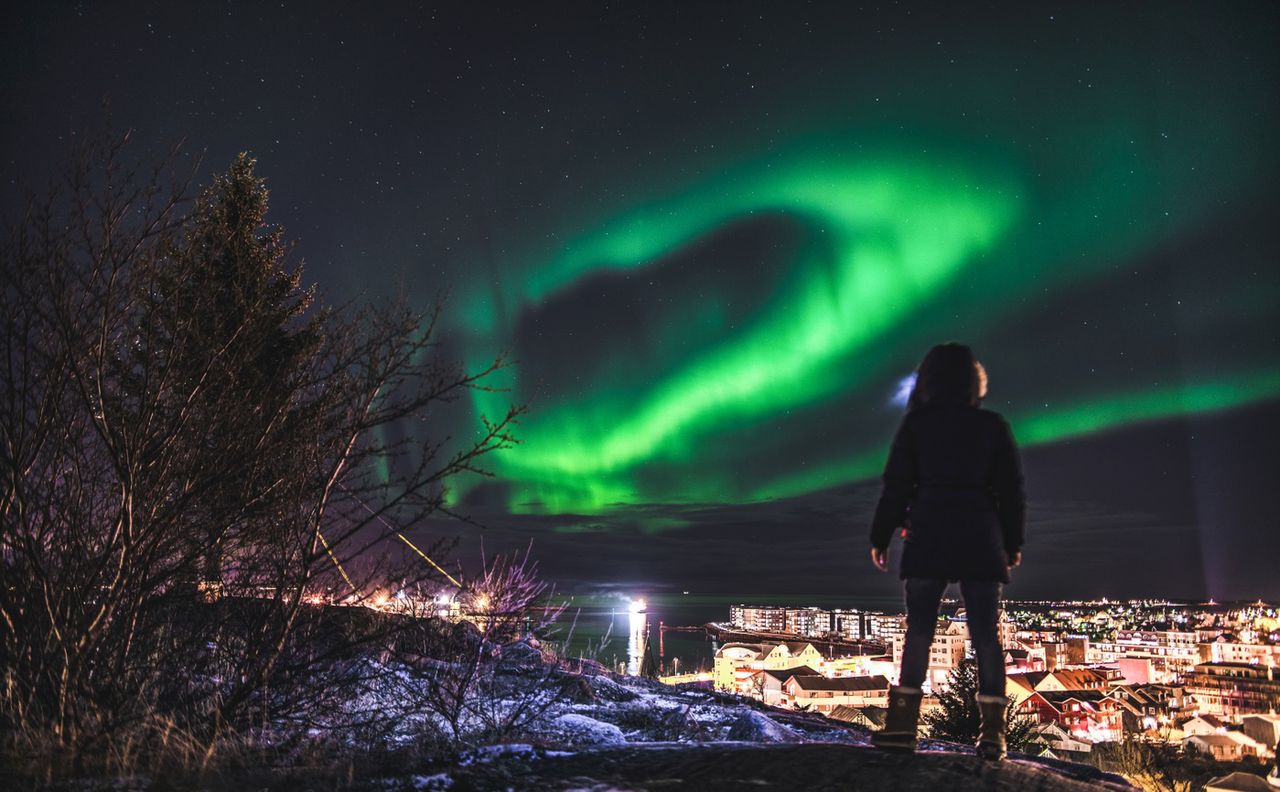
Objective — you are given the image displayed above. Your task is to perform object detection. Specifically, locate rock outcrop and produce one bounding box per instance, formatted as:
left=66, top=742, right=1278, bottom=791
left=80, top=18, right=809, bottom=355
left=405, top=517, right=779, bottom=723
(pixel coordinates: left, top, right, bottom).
left=437, top=741, right=1134, bottom=790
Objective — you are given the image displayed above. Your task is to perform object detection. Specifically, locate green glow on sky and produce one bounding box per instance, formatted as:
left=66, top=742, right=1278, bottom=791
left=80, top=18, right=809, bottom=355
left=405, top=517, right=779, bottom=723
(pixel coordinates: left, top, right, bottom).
left=467, top=149, right=1023, bottom=512
left=1013, top=370, right=1280, bottom=448
left=449, top=96, right=1277, bottom=514
left=451, top=129, right=1280, bottom=512
left=751, top=369, right=1280, bottom=503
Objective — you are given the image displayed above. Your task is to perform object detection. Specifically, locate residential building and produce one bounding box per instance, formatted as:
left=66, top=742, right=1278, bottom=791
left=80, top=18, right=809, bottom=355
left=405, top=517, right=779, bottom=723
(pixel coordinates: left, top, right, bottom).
left=826, top=704, right=887, bottom=731
left=712, top=641, right=825, bottom=692
left=758, top=666, right=820, bottom=707
left=1028, top=722, right=1095, bottom=758
left=1109, top=684, right=1187, bottom=732
left=1037, top=667, right=1118, bottom=693
left=1005, top=646, right=1045, bottom=672
left=1022, top=690, right=1124, bottom=744
left=1042, top=641, right=1070, bottom=671
left=953, top=608, right=1019, bottom=653
left=1200, top=638, right=1280, bottom=667
left=733, top=605, right=787, bottom=633
left=866, top=613, right=906, bottom=643
left=1006, top=671, right=1050, bottom=706
left=1184, top=662, right=1280, bottom=717
left=831, top=609, right=867, bottom=641
left=785, top=607, right=831, bottom=637
left=1180, top=714, right=1229, bottom=737
left=1088, top=629, right=1200, bottom=681
left=783, top=674, right=891, bottom=713
left=1186, top=733, right=1248, bottom=762
left=890, top=619, right=969, bottom=691
left=1242, top=714, right=1280, bottom=755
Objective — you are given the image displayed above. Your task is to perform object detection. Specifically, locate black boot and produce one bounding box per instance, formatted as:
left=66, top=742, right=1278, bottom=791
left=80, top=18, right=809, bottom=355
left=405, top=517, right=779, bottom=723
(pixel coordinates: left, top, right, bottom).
left=873, top=686, right=922, bottom=752
left=976, top=693, right=1007, bottom=761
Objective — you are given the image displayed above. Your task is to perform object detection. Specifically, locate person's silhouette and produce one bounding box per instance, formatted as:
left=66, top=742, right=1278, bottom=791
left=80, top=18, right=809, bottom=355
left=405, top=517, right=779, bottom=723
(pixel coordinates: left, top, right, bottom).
left=868, top=342, right=1025, bottom=761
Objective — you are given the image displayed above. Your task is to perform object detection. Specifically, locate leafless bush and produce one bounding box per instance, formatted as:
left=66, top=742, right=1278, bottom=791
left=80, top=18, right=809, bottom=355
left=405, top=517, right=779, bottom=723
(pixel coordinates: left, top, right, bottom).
left=407, top=546, right=571, bottom=746
left=0, top=130, right=520, bottom=781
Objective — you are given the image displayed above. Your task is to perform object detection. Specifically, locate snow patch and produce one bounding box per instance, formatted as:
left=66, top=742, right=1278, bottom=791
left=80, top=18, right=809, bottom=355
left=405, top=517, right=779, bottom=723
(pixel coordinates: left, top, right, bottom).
left=458, top=743, right=539, bottom=766
left=725, top=710, right=798, bottom=743
left=545, top=713, right=627, bottom=746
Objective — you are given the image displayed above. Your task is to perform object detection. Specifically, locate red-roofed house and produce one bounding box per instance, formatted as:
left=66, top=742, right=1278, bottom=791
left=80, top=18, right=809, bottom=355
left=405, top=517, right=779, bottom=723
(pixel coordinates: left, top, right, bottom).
left=1021, top=690, right=1123, bottom=744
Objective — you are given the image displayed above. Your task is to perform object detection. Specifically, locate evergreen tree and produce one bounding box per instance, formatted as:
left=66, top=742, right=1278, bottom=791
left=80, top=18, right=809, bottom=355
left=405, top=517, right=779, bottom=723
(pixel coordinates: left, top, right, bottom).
left=922, top=659, right=1035, bottom=751
left=0, top=134, right=520, bottom=761
left=154, top=152, right=318, bottom=591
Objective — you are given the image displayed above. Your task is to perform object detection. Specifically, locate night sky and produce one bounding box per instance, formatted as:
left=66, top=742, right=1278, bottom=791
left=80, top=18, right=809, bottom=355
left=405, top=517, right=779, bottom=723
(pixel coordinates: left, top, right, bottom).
left=4, top=2, right=1278, bottom=601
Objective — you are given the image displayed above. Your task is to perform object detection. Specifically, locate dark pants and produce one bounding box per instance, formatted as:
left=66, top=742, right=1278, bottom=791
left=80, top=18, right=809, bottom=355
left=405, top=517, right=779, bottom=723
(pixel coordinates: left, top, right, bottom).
left=898, top=578, right=1005, bottom=697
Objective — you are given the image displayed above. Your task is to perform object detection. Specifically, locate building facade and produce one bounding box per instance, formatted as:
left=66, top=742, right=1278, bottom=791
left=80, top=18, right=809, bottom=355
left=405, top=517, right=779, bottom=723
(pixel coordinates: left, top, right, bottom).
left=1183, top=662, right=1280, bottom=717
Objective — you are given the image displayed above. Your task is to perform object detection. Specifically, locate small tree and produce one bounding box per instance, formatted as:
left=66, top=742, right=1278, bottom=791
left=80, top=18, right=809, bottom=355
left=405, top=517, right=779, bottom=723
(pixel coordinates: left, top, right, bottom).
left=0, top=130, right=521, bottom=777
left=921, top=659, right=1035, bottom=751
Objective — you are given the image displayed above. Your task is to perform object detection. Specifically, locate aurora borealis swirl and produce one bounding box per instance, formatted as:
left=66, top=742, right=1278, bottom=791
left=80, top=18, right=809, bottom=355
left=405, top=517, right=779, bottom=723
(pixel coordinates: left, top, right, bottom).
left=4, top=1, right=1278, bottom=597
left=448, top=29, right=1279, bottom=517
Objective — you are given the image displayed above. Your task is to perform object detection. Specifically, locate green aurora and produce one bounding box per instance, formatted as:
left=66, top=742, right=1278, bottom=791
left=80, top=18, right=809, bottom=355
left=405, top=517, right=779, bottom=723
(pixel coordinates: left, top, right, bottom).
left=451, top=141, right=1277, bottom=513
left=438, top=11, right=1279, bottom=517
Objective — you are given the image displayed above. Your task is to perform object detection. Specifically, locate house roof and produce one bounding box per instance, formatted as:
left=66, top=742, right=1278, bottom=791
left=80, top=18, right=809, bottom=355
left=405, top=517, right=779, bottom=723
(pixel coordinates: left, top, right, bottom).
left=1188, top=733, right=1242, bottom=747
left=1035, top=690, right=1110, bottom=709
left=1009, top=671, right=1049, bottom=692
left=762, top=666, right=821, bottom=683
left=1204, top=772, right=1275, bottom=792
left=826, top=705, right=888, bottom=728
left=789, top=674, right=890, bottom=692
left=1047, top=669, right=1108, bottom=689
left=1182, top=714, right=1227, bottom=729
left=1242, top=713, right=1280, bottom=725
left=1033, top=722, right=1069, bottom=738
left=1112, top=685, right=1164, bottom=708
left=755, top=640, right=820, bottom=658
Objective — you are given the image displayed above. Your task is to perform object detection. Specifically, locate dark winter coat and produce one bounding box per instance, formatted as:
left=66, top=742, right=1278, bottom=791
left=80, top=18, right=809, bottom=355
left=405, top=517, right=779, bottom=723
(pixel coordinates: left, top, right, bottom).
left=869, top=403, right=1026, bottom=583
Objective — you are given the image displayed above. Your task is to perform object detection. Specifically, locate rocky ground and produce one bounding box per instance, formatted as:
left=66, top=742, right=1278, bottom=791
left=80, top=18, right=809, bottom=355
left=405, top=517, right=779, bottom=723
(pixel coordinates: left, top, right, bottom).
left=416, top=741, right=1132, bottom=791
left=12, top=631, right=1135, bottom=790
left=368, top=644, right=1133, bottom=790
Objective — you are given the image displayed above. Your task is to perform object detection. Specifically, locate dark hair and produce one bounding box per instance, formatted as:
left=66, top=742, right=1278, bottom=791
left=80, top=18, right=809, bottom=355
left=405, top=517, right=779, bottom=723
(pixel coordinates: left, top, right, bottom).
left=907, top=342, right=987, bottom=411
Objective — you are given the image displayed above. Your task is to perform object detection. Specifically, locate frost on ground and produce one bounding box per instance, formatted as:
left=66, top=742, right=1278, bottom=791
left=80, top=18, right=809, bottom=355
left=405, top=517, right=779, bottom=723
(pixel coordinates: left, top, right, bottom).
left=357, top=638, right=1133, bottom=791
left=325, top=635, right=855, bottom=753
left=541, top=713, right=626, bottom=747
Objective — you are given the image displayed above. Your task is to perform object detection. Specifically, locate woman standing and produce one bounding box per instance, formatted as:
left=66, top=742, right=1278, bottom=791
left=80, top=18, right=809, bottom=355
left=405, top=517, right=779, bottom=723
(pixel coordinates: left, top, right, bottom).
left=869, top=343, right=1026, bottom=761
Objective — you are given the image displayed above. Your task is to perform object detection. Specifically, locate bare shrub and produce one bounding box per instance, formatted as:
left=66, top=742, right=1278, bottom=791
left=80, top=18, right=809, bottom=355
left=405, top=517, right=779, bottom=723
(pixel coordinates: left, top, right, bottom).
left=0, top=130, right=519, bottom=781
left=404, top=546, right=571, bottom=747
